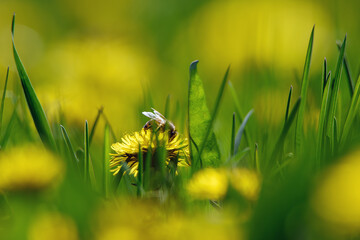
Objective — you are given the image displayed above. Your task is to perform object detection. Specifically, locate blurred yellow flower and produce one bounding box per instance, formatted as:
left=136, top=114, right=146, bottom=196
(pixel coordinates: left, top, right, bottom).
left=0, top=145, right=64, bottom=192
left=312, top=150, right=360, bottom=234
left=28, top=212, right=79, bottom=240
left=110, top=128, right=189, bottom=177
left=187, top=168, right=261, bottom=201
left=187, top=168, right=228, bottom=200
left=230, top=168, right=261, bottom=201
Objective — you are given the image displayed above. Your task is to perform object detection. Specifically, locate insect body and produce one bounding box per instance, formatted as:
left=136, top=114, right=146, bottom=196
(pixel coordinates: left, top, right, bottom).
left=142, top=108, right=177, bottom=139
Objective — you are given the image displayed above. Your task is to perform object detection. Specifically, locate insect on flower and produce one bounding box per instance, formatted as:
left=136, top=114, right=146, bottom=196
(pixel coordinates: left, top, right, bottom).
left=142, top=108, right=177, bottom=140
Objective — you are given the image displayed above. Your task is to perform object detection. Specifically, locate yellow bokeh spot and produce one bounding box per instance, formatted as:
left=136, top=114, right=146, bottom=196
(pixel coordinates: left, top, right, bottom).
left=230, top=168, right=261, bottom=201
left=312, top=150, right=360, bottom=234
left=0, top=145, right=64, bottom=192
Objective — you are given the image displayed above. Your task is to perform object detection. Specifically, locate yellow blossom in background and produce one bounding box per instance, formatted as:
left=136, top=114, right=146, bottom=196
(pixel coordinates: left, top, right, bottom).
left=28, top=212, right=79, bottom=240
left=311, top=151, right=360, bottom=234
left=110, top=128, right=189, bottom=177
left=230, top=168, right=261, bottom=201
left=187, top=168, right=228, bottom=200
left=0, top=145, right=63, bottom=192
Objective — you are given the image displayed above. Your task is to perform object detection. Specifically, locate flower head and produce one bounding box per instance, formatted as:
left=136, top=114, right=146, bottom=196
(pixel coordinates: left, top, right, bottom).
left=110, top=128, right=189, bottom=177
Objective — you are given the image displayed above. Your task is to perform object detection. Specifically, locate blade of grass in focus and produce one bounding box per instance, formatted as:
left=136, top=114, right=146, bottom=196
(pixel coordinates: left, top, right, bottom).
left=103, top=124, right=110, bottom=197
left=230, top=113, right=235, bottom=156
left=340, top=75, right=360, bottom=144
left=295, top=26, right=314, bottom=155
left=89, top=107, right=103, bottom=145
left=284, top=86, right=293, bottom=123
left=84, top=121, right=90, bottom=183
left=188, top=60, right=221, bottom=172
left=0, top=67, right=9, bottom=137
left=11, top=14, right=56, bottom=151
left=0, top=100, right=18, bottom=148
left=327, top=35, right=346, bottom=151
left=60, top=125, right=80, bottom=170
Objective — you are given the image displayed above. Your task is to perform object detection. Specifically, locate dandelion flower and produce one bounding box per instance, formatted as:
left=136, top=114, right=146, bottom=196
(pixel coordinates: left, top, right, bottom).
left=0, top=145, right=64, bottom=192
left=110, top=128, right=189, bottom=177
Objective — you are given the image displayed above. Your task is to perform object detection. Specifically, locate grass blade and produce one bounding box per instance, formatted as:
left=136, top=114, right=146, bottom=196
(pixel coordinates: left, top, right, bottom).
left=295, top=26, right=314, bottom=155
left=234, top=109, right=254, bottom=156
left=11, top=14, right=56, bottom=151
left=340, top=75, right=360, bottom=144
left=322, top=58, right=327, bottom=97
left=188, top=60, right=221, bottom=171
left=337, top=41, right=354, bottom=96
left=84, top=120, right=89, bottom=183
left=327, top=35, right=347, bottom=150
left=60, top=125, right=79, bottom=169
left=230, top=112, right=235, bottom=156
left=89, top=106, right=103, bottom=145
left=285, top=85, right=293, bottom=123
left=0, top=101, right=18, bottom=148
left=103, top=124, right=110, bottom=197
left=137, top=143, right=143, bottom=197
left=164, top=94, right=171, bottom=118
left=316, top=71, right=332, bottom=167
left=0, top=67, right=9, bottom=137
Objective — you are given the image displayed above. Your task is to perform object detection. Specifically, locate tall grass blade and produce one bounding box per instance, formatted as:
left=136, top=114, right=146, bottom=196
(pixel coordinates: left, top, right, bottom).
left=0, top=101, right=18, bottom=148
left=285, top=85, right=293, bottom=123
left=337, top=41, right=354, bottom=96
left=103, top=124, right=110, bottom=197
left=89, top=107, right=103, bottom=145
left=137, top=143, right=143, bottom=197
left=295, top=26, right=314, bottom=155
left=188, top=60, right=221, bottom=171
left=230, top=113, right=235, bottom=156
left=60, top=125, right=79, bottom=169
left=84, top=120, right=89, bottom=183
left=101, top=112, right=117, bottom=142
left=234, top=109, right=254, bottom=155
left=316, top=71, right=332, bottom=167
left=0, top=67, right=9, bottom=137
left=340, top=75, right=360, bottom=144
left=327, top=35, right=346, bottom=150
left=11, top=14, right=56, bottom=151
left=322, top=58, right=327, bottom=96
left=164, top=94, right=170, bottom=118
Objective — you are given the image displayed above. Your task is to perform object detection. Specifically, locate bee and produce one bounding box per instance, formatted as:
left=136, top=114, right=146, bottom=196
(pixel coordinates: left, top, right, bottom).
left=142, top=108, right=177, bottom=139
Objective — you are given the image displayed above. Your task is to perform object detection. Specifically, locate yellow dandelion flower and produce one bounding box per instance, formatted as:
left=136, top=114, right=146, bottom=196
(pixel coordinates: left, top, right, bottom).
left=311, top=150, right=360, bottom=234
left=187, top=168, right=228, bottom=200
left=110, top=128, right=189, bottom=177
left=28, top=212, right=79, bottom=240
left=229, top=168, right=261, bottom=201
left=0, top=145, right=64, bottom=192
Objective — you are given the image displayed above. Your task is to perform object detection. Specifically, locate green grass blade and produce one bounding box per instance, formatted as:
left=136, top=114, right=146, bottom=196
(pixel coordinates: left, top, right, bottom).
left=270, top=97, right=301, bottom=171
left=295, top=26, right=314, bottom=155
left=332, top=117, right=338, bottom=154
left=103, top=124, right=110, bottom=197
left=316, top=71, right=332, bottom=167
left=188, top=60, right=221, bottom=171
left=89, top=106, right=103, bottom=145
left=0, top=101, right=18, bottom=148
left=234, top=109, right=254, bottom=156
left=84, top=120, right=89, bottom=183
left=337, top=41, right=354, bottom=96
left=322, top=58, right=327, bottom=97
left=60, top=125, right=79, bottom=169
left=101, top=112, right=117, bottom=142
left=340, top=75, right=360, bottom=144
left=285, top=85, right=293, bottom=123
left=230, top=112, right=235, bottom=156
left=164, top=94, right=170, bottom=118
left=327, top=35, right=347, bottom=149
left=0, top=67, right=9, bottom=137
left=11, top=14, right=56, bottom=151
left=137, top=143, right=143, bottom=197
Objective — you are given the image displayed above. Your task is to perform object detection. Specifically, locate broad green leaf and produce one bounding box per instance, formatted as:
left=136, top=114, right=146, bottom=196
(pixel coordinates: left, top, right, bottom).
left=11, top=15, right=56, bottom=151
left=295, top=26, right=314, bottom=155
left=341, top=75, right=360, bottom=144
left=188, top=60, right=221, bottom=171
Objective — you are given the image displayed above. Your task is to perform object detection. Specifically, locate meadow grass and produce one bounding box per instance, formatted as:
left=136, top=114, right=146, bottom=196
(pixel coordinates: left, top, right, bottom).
left=0, top=14, right=360, bottom=240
